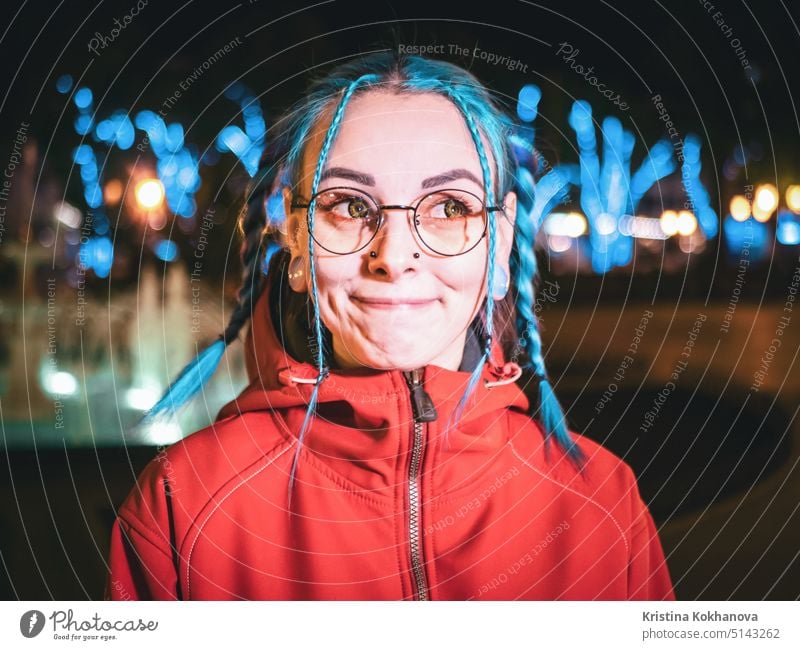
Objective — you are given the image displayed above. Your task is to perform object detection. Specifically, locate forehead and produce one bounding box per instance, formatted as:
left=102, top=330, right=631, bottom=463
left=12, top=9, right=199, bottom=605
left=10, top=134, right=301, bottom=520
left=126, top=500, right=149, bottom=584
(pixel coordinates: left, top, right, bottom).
left=299, top=90, right=495, bottom=194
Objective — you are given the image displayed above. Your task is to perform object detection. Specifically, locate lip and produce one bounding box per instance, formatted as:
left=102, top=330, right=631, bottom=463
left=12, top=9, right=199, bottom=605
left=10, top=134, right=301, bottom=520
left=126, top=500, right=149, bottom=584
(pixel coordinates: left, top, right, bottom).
left=352, top=296, right=438, bottom=310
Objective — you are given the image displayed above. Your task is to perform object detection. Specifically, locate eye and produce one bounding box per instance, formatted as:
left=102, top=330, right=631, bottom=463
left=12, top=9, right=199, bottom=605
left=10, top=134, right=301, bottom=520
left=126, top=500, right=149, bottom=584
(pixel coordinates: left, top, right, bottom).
left=346, top=197, right=371, bottom=219
left=443, top=198, right=467, bottom=218
left=426, top=196, right=474, bottom=219
left=316, top=191, right=376, bottom=220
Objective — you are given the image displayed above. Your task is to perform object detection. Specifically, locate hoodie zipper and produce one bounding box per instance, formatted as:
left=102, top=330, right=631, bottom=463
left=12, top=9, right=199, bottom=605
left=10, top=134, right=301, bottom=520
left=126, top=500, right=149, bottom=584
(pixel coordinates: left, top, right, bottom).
left=403, top=368, right=437, bottom=601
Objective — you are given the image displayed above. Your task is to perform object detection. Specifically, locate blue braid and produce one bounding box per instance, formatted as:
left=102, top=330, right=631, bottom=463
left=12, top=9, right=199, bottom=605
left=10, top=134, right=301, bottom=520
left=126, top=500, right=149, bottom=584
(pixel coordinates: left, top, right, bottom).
left=138, top=165, right=279, bottom=428
left=511, top=165, right=586, bottom=467
left=139, top=337, right=228, bottom=424
left=286, top=73, right=382, bottom=511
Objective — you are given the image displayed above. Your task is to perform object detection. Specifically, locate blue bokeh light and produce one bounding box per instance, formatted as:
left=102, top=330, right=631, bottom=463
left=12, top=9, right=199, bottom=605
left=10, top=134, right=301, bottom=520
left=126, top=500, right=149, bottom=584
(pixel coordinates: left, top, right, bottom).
left=777, top=210, right=800, bottom=246
left=517, top=84, right=541, bottom=123
left=681, top=134, right=719, bottom=238
left=56, top=74, right=73, bottom=94
left=74, top=114, right=93, bottom=135
left=79, top=236, right=114, bottom=277
left=154, top=239, right=179, bottom=262
left=74, top=87, right=93, bottom=110
left=723, top=215, right=769, bottom=262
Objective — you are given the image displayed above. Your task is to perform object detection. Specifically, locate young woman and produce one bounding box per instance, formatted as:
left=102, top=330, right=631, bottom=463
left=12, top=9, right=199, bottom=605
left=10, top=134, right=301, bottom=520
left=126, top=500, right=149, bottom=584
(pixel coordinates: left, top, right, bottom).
left=105, top=52, right=675, bottom=600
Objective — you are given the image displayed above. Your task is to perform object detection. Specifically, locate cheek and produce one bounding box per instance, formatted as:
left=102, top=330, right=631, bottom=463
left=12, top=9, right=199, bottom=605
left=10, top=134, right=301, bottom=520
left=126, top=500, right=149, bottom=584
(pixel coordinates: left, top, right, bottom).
left=443, top=254, right=489, bottom=299
left=309, top=257, right=360, bottom=314
left=451, top=254, right=491, bottom=329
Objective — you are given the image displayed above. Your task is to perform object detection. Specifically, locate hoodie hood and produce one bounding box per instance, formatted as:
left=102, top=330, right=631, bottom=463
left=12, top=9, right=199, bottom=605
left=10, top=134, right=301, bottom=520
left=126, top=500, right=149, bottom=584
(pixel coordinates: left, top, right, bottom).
left=216, top=252, right=531, bottom=425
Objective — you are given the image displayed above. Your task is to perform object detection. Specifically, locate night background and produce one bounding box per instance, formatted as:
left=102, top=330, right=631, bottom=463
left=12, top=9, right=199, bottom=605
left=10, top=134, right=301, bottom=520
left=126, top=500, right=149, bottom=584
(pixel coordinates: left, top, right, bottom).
left=0, top=0, right=798, bottom=599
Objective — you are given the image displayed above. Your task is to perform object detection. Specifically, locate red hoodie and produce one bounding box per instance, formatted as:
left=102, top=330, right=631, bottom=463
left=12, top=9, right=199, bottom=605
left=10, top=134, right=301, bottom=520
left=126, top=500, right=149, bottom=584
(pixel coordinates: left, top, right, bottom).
left=105, top=273, right=675, bottom=601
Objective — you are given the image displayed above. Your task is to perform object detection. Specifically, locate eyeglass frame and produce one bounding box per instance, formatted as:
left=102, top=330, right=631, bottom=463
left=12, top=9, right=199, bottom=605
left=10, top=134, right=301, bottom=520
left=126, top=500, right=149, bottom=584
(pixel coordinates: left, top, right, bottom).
left=290, top=185, right=507, bottom=257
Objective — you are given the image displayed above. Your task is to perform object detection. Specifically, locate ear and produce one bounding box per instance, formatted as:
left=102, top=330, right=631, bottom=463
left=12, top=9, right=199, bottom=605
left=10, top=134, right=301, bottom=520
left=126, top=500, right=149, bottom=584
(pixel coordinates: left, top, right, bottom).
left=496, top=190, right=517, bottom=266
left=282, top=185, right=304, bottom=255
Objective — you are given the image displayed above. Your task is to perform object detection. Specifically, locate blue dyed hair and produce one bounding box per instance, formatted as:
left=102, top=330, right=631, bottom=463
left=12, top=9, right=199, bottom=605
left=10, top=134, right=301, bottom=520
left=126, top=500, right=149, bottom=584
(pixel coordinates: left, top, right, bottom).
left=142, top=51, right=586, bottom=509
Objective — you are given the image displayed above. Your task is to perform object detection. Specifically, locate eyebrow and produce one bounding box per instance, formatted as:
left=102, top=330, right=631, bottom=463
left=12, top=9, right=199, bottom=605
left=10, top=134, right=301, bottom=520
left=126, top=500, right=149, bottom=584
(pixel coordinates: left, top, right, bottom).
left=319, top=166, right=483, bottom=190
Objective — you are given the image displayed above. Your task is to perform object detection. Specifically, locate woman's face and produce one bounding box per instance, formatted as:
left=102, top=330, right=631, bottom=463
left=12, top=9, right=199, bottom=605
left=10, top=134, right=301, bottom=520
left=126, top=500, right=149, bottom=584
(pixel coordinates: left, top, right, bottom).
left=283, top=91, right=517, bottom=372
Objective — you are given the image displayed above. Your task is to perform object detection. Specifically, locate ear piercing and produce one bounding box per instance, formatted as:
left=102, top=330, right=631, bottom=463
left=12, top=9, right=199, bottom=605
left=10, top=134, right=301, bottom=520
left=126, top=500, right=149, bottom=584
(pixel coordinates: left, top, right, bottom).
left=491, top=266, right=510, bottom=300
left=287, top=255, right=306, bottom=292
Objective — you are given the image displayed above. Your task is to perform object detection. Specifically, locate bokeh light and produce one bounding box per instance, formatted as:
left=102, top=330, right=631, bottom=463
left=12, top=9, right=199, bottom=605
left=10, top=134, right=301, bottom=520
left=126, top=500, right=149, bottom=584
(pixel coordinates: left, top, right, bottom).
left=135, top=179, right=165, bottom=210
left=729, top=195, right=751, bottom=221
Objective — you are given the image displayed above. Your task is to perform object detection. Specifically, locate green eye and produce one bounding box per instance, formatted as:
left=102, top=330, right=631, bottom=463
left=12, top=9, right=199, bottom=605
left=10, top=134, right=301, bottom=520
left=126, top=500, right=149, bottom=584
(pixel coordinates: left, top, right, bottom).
left=347, top=198, right=370, bottom=218
left=443, top=199, right=467, bottom=218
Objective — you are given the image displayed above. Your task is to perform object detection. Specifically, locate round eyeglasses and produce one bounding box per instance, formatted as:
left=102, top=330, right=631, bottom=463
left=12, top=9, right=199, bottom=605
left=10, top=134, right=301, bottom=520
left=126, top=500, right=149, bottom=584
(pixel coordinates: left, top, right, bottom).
left=290, top=186, right=505, bottom=256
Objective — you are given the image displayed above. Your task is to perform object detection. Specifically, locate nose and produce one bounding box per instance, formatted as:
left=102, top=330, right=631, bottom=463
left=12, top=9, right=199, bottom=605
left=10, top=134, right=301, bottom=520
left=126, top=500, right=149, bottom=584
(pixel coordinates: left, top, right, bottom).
left=366, top=207, right=423, bottom=278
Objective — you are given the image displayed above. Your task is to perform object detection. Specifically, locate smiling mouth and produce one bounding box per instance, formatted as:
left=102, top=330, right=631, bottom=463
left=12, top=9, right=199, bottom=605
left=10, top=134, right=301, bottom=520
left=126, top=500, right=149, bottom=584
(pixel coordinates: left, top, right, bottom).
left=352, top=296, right=438, bottom=310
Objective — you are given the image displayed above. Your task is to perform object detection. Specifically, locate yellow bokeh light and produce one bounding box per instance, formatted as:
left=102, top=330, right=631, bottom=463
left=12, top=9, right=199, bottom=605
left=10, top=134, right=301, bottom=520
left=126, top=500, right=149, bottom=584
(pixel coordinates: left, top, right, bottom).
left=135, top=179, right=165, bottom=210
left=660, top=210, right=679, bottom=236
left=677, top=210, right=697, bottom=236
left=543, top=211, right=587, bottom=238
left=729, top=195, right=750, bottom=221
left=752, top=202, right=772, bottom=222
left=104, top=179, right=123, bottom=205
left=564, top=212, right=587, bottom=238
left=754, top=184, right=778, bottom=215
left=786, top=185, right=800, bottom=213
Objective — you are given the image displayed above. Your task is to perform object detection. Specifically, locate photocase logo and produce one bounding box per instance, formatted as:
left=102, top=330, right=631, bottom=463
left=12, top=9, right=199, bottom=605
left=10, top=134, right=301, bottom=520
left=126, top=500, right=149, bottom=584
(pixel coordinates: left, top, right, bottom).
left=20, top=610, right=45, bottom=638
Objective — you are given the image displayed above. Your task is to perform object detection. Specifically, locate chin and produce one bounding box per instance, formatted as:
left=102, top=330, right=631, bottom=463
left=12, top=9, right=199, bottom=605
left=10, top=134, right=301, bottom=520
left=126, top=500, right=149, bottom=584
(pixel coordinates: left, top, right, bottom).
left=345, top=345, right=431, bottom=372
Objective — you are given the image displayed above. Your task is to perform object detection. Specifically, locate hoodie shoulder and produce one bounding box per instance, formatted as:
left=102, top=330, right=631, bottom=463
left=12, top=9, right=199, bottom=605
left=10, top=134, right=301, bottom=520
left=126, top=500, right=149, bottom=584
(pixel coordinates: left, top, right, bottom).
left=108, top=411, right=294, bottom=600
left=508, top=410, right=634, bottom=478
left=169, top=410, right=293, bottom=488
left=117, top=411, right=293, bottom=526
left=506, top=410, right=646, bottom=527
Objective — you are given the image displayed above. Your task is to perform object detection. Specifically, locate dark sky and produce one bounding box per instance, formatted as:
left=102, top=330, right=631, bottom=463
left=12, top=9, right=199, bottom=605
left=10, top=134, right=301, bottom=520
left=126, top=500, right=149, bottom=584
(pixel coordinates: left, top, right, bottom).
left=0, top=0, right=797, bottom=188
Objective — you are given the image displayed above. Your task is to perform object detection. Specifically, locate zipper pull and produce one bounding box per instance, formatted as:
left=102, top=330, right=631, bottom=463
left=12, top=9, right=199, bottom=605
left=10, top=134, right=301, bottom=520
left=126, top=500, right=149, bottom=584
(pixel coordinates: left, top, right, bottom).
left=404, top=368, right=438, bottom=422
